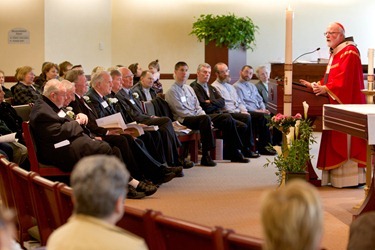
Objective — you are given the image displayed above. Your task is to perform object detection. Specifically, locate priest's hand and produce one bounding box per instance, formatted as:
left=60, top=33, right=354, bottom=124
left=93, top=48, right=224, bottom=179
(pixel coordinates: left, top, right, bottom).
left=299, top=79, right=311, bottom=87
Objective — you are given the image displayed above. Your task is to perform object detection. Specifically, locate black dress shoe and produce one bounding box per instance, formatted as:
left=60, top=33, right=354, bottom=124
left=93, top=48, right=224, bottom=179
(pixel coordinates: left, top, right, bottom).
left=166, top=166, right=184, bottom=177
left=201, top=155, right=217, bottom=167
left=259, top=148, right=277, bottom=156
left=180, top=159, right=195, bottom=169
left=136, top=181, right=158, bottom=196
left=242, top=149, right=260, bottom=158
left=231, top=151, right=250, bottom=163
left=127, top=185, right=146, bottom=199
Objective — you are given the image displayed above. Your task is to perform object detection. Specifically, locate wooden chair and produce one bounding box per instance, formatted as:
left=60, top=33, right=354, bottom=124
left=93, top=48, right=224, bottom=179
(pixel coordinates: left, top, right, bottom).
left=56, top=183, right=74, bottom=224
left=0, top=155, right=16, bottom=209
left=143, top=100, right=200, bottom=163
left=150, top=211, right=225, bottom=250
left=116, top=206, right=149, bottom=239
left=222, top=230, right=263, bottom=250
left=12, top=104, right=32, bottom=121
left=29, top=175, right=63, bottom=245
left=0, top=155, right=21, bottom=243
left=22, top=121, right=71, bottom=177
left=176, top=131, right=200, bottom=163
left=9, top=166, right=40, bottom=247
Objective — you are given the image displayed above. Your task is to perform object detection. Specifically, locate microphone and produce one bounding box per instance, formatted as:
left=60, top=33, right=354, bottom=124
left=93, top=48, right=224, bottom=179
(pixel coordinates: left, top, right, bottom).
left=292, top=48, right=320, bottom=63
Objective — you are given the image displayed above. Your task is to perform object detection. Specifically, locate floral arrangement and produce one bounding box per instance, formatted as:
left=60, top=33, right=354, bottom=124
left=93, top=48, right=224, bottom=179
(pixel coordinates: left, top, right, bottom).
left=264, top=102, right=316, bottom=184
left=107, top=97, right=118, bottom=104
left=83, top=96, right=91, bottom=103
left=66, top=107, right=75, bottom=119
left=132, top=92, right=139, bottom=99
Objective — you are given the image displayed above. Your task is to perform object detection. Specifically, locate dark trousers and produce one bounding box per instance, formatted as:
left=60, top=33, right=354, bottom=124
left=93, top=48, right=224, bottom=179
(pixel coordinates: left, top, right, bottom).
left=103, top=134, right=164, bottom=182
left=143, top=117, right=181, bottom=165
left=209, top=113, right=243, bottom=153
left=249, top=112, right=273, bottom=150
left=182, top=115, right=215, bottom=153
left=229, top=113, right=255, bottom=149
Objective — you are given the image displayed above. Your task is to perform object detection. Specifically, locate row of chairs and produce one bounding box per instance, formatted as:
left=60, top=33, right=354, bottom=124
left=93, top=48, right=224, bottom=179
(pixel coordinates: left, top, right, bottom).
left=0, top=154, right=73, bottom=247
left=0, top=154, right=263, bottom=249
left=120, top=208, right=263, bottom=250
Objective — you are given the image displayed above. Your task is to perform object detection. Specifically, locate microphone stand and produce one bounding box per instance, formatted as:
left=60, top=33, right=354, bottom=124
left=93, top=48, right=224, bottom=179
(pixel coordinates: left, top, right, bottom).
left=292, top=48, right=320, bottom=63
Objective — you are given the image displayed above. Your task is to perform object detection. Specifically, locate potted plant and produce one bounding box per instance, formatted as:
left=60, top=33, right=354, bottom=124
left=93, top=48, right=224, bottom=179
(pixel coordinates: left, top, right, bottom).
left=190, top=13, right=259, bottom=50
left=190, top=13, right=259, bottom=83
left=264, top=102, right=316, bottom=185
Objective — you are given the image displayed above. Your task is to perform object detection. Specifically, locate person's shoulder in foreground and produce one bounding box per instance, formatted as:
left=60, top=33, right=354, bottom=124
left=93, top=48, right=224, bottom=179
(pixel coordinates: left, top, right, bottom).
left=46, top=155, right=148, bottom=250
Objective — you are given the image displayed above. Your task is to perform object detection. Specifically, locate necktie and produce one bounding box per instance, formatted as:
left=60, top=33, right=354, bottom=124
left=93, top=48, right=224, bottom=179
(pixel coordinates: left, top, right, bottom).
left=203, top=83, right=210, bottom=97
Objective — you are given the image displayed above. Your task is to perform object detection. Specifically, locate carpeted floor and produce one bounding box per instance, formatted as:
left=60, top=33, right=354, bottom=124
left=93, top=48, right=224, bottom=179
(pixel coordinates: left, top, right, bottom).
left=126, top=132, right=365, bottom=250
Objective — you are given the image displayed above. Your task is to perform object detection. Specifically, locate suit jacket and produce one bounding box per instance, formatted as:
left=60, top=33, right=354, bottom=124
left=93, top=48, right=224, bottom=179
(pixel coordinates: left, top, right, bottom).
left=69, top=95, right=107, bottom=137
left=29, top=96, right=112, bottom=171
left=255, top=81, right=268, bottom=106
left=190, top=80, right=225, bottom=114
left=85, top=88, right=117, bottom=118
left=0, top=102, right=23, bottom=141
left=131, top=82, right=157, bottom=102
left=115, top=88, right=151, bottom=123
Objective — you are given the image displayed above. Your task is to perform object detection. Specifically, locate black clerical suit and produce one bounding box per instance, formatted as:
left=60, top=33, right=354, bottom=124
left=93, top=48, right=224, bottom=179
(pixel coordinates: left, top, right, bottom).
left=86, top=88, right=167, bottom=164
left=115, top=88, right=181, bottom=165
left=29, top=96, right=112, bottom=171
left=68, top=95, right=169, bottom=182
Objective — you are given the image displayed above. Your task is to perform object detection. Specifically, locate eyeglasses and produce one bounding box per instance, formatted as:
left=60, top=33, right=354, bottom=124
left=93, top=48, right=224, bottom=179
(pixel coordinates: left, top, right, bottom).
left=324, top=32, right=340, bottom=36
left=218, top=69, right=230, bottom=74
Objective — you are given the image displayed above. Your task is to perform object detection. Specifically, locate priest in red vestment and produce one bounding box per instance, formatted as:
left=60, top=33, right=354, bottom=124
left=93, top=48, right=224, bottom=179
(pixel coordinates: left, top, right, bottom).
left=300, top=22, right=367, bottom=187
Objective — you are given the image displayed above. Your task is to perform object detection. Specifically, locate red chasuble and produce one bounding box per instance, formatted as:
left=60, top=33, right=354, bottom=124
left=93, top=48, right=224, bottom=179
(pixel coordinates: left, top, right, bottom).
left=317, top=41, right=367, bottom=170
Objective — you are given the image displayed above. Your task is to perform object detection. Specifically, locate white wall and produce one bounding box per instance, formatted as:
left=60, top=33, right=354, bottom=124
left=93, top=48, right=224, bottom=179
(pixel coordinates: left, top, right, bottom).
left=44, top=0, right=112, bottom=74
left=0, top=0, right=44, bottom=75
left=1, top=0, right=374, bottom=80
left=111, top=0, right=375, bottom=76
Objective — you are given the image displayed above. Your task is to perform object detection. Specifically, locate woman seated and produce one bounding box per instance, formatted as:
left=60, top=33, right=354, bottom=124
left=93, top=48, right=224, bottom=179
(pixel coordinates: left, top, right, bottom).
left=34, top=62, right=59, bottom=92
left=11, top=66, right=40, bottom=105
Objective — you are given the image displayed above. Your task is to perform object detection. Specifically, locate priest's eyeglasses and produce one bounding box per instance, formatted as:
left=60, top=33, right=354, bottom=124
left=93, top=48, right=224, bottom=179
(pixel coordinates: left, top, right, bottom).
left=324, top=32, right=340, bottom=36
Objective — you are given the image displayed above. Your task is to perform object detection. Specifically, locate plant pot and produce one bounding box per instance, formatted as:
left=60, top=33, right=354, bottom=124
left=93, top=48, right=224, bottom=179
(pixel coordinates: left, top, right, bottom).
left=285, top=171, right=309, bottom=183
left=204, top=40, right=246, bottom=84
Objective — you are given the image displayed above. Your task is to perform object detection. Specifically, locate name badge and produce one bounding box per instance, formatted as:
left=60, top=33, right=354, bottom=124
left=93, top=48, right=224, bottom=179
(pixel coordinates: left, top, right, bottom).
left=181, top=96, right=187, bottom=103
left=130, top=99, right=135, bottom=105
left=57, top=110, right=66, bottom=118
left=54, top=139, right=70, bottom=149
left=101, top=101, right=109, bottom=108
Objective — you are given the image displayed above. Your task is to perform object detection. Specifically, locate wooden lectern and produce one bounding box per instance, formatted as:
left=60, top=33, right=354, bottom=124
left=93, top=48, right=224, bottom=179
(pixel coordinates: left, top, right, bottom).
left=267, top=79, right=329, bottom=130
left=267, top=79, right=329, bottom=187
left=323, top=104, right=375, bottom=218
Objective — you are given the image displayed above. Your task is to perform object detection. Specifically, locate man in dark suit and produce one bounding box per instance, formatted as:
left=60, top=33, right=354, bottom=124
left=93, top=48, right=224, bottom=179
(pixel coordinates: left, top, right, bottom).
left=115, top=67, right=194, bottom=169
left=29, top=79, right=113, bottom=172
left=65, top=70, right=180, bottom=185
left=131, top=71, right=157, bottom=102
left=85, top=70, right=169, bottom=164
left=191, top=63, right=260, bottom=158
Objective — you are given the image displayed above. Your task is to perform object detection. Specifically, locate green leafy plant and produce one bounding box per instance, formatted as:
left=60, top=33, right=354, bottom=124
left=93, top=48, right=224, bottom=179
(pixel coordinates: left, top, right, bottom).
left=264, top=113, right=316, bottom=184
left=190, top=13, right=259, bottom=50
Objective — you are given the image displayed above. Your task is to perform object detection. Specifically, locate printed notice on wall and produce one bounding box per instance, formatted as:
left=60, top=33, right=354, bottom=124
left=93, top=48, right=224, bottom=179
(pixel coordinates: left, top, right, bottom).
left=8, top=28, right=30, bottom=44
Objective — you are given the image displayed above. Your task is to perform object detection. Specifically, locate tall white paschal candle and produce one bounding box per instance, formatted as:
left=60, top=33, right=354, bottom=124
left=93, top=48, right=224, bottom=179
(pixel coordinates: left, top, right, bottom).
left=368, top=48, right=374, bottom=90
left=284, top=6, right=294, bottom=115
